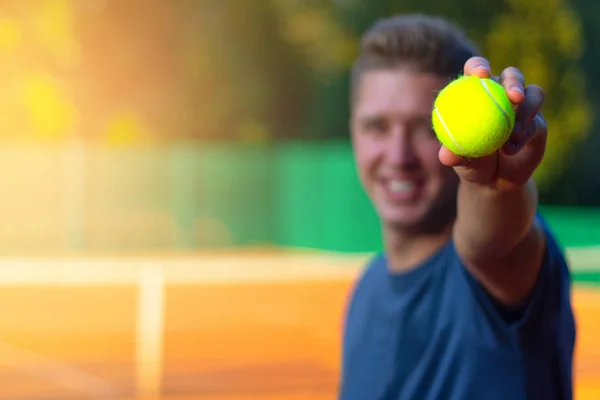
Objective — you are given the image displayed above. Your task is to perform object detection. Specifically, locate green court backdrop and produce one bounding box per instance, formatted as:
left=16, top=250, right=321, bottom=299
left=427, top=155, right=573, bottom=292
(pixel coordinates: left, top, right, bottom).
left=0, top=140, right=597, bottom=254
left=166, top=140, right=600, bottom=252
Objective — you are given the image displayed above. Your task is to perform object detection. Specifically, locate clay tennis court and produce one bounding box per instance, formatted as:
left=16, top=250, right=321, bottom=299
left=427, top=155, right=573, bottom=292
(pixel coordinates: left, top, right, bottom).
left=0, top=251, right=598, bottom=400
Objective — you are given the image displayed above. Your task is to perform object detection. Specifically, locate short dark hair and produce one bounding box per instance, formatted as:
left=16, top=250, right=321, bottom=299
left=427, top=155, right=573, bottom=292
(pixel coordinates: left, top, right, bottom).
left=351, top=14, right=479, bottom=104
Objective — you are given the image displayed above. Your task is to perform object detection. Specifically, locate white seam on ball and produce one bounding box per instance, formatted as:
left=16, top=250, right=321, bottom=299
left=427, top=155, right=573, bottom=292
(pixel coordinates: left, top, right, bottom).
left=479, top=79, right=510, bottom=130
left=434, top=108, right=468, bottom=154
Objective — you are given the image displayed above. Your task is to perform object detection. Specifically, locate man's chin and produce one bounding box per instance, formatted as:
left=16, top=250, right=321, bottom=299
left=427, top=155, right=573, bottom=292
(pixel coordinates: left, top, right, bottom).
left=378, top=205, right=453, bottom=235
left=383, top=217, right=422, bottom=231
left=379, top=208, right=426, bottom=231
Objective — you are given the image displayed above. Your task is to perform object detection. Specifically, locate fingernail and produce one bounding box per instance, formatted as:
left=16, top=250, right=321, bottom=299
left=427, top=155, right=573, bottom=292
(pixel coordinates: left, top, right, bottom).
left=475, top=65, right=489, bottom=73
left=510, top=85, right=524, bottom=94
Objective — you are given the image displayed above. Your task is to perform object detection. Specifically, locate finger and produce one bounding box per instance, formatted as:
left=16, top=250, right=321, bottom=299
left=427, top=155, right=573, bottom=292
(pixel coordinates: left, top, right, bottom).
left=503, top=85, right=544, bottom=152
left=499, top=67, right=526, bottom=104
left=515, top=84, right=545, bottom=132
left=439, top=146, right=498, bottom=184
left=438, top=146, right=467, bottom=167
left=502, top=112, right=547, bottom=155
left=463, top=57, right=491, bottom=78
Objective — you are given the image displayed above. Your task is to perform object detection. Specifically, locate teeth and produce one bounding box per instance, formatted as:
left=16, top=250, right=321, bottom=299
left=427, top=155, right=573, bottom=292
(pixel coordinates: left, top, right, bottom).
left=389, top=180, right=414, bottom=193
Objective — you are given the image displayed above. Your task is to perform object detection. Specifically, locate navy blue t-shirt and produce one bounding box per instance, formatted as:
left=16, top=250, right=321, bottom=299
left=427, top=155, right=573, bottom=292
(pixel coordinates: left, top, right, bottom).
left=340, top=217, right=576, bottom=400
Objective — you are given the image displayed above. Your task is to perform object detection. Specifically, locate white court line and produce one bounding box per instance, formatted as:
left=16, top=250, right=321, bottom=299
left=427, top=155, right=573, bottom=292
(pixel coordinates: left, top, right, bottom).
left=0, top=248, right=595, bottom=285
left=0, top=341, right=119, bottom=399
left=135, top=267, right=165, bottom=400
left=566, top=246, right=600, bottom=271
left=0, top=255, right=369, bottom=286
left=0, top=250, right=594, bottom=285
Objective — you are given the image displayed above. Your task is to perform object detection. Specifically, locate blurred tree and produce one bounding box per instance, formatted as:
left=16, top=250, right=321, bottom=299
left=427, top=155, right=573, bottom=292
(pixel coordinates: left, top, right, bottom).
left=270, top=0, right=358, bottom=139
left=546, top=0, right=600, bottom=206
left=0, top=0, right=79, bottom=141
left=74, top=0, right=179, bottom=143
left=483, top=0, right=591, bottom=191
left=337, top=0, right=504, bottom=42
left=75, top=0, right=310, bottom=142
left=171, top=0, right=310, bottom=141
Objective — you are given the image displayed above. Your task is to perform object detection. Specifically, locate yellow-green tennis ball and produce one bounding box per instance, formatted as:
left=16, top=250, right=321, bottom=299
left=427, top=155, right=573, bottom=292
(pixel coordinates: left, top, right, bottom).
left=432, top=75, right=516, bottom=158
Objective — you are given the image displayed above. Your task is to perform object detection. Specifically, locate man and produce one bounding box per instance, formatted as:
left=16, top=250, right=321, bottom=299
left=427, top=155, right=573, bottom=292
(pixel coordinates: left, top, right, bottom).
left=340, top=14, right=576, bottom=400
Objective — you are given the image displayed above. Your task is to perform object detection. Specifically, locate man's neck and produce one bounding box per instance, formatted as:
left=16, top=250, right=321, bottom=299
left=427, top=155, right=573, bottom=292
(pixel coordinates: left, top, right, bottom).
left=383, top=223, right=453, bottom=273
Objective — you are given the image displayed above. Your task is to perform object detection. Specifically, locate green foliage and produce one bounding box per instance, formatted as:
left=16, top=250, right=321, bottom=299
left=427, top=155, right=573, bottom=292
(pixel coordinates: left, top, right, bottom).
left=483, top=0, right=592, bottom=189
left=541, top=0, right=600, bottom=205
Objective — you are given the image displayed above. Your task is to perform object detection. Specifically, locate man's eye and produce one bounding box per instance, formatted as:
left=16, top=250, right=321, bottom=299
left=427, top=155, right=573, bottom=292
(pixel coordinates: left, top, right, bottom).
left=414, top=121, right=436, bottom=139
left=363, top=119, right=387, bottom=135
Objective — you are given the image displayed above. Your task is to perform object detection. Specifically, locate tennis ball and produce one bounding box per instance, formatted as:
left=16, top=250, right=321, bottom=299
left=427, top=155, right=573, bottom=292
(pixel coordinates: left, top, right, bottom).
left=432, top=75, right=516, bottom=158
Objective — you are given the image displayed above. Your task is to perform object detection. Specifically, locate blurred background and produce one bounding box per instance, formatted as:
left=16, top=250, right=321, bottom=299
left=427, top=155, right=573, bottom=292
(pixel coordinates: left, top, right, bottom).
left=0, top=0, right=598, bottom=399
left=0, top=0, right=598, bottom=254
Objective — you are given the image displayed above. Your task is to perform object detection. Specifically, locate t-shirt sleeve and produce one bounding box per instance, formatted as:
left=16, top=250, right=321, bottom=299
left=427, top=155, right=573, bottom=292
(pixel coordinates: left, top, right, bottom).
left=462, top=213, right=573, bottom=327
left=513, top=213, right=573, bottom=328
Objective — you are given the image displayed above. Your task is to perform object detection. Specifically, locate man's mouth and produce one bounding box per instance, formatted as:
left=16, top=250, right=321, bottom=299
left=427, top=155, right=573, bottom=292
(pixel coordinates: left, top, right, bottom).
left=381, top=178, right=424, bottom=202
left=389, top=180, right=415, bottom=193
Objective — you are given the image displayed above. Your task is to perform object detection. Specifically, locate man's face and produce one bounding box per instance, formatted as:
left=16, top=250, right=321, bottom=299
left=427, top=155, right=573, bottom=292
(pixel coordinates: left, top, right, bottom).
left=351, top=69, right=459, bottom=232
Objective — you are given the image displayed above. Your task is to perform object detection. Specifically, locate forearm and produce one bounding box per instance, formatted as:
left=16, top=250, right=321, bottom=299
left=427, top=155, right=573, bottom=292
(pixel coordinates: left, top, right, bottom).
left=454, top=179, right=539, bottom=264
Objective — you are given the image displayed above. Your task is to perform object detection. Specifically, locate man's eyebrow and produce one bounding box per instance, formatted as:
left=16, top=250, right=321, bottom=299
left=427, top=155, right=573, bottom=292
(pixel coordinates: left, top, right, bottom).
left=358, top=114, right=385, bottom=124
left=408, top=114, right=433, bottom=123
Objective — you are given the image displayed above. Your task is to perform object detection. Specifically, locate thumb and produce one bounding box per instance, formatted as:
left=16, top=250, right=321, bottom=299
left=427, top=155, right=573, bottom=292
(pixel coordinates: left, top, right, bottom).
left=439, top=146, right=498, bottom=184
left=438, top=146, right=467, bottom=167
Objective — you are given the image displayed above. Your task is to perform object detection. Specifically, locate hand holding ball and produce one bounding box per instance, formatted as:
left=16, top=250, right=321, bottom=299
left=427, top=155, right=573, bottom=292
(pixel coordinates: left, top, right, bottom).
left=432, top=76, right=516, bottom=158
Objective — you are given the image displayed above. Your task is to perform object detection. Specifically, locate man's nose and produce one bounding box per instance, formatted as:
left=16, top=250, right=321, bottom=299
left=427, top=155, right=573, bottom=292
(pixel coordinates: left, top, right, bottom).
left=386, top=128, right=418, bottom=168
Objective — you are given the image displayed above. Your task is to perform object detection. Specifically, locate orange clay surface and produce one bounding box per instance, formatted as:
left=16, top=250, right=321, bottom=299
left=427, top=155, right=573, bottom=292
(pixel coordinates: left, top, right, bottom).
left=0, top=255, right=597, bottom=400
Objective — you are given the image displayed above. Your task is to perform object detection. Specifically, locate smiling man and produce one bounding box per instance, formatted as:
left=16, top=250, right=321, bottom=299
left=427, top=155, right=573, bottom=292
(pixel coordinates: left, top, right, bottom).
left=340, top=14, right=576, bottom=400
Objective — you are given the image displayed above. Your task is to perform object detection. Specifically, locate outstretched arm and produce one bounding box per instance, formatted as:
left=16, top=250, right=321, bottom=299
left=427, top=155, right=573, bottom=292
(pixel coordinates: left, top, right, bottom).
left=439, top=57, right=548, bottom=306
